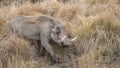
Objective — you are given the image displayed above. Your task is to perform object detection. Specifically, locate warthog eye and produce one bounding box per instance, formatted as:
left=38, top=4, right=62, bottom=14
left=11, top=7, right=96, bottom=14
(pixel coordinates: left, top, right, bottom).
left=56, top=27, right=61, bottom=34
left=56, top=31, right=60, bottom=34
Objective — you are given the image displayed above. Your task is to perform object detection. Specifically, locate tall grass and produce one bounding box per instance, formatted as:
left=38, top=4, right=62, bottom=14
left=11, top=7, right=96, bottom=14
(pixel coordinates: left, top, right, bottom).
left=0, top=35, right=38, bottom=68
left=0, top=0, right=120, bottom=68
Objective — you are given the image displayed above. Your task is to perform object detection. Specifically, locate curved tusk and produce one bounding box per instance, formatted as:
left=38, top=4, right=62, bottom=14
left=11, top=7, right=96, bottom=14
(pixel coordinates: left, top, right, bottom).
left=71, top=36, right=77, bottom=41
left=61, top=35, right=67, bottom=41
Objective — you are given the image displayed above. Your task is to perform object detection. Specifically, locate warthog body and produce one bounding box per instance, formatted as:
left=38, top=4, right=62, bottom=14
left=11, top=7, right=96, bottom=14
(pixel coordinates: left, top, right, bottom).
left=9, top=15, right=77, bottom=62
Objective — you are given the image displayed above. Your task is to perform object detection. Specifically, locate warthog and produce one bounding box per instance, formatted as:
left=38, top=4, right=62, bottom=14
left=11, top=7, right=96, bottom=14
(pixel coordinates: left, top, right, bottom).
left=9, top=15, right=77, bottom=62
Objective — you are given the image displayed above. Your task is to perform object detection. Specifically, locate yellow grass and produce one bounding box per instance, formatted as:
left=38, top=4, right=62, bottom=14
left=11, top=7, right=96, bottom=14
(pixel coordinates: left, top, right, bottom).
left=0, top=0, right=120, bottom=68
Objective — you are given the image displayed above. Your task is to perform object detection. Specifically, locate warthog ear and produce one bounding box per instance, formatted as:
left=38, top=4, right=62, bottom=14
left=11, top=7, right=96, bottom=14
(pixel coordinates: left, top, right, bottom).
left=51, top=28, right=56, bottom=33
left=51, top=26, right=61, bottom=34
left=51, top=25, right=56, bottom=33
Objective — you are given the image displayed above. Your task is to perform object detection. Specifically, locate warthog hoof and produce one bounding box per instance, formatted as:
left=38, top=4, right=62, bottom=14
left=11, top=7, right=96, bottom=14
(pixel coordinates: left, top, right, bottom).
left=52, top=55, right=63, bottom=63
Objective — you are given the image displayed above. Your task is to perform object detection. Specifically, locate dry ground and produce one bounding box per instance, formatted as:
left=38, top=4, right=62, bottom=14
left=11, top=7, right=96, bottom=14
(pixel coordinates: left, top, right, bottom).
left=0, top=0, right=120, bottom=68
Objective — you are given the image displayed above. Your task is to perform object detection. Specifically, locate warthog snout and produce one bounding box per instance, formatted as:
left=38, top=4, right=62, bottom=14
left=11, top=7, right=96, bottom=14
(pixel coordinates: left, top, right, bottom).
left=59, top=36, right=77, bottom=46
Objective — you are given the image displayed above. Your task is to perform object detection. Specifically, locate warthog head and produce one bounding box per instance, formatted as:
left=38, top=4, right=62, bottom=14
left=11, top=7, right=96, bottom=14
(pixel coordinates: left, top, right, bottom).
left=50, top=20, right=77, bottom=46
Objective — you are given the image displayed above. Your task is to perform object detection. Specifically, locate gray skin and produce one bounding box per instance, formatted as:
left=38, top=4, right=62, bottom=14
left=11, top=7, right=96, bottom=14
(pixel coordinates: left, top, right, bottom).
left=9, top=15, right=77, bottom=62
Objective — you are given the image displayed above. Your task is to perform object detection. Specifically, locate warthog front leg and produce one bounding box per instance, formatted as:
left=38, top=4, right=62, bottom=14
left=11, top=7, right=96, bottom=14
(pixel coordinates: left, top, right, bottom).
left=40, top=36, right=54, bottom=57
left=40, top=35, right=59, bottom=62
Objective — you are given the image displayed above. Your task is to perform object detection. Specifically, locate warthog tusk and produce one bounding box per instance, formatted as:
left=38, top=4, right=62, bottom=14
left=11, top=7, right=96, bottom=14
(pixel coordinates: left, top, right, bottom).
left=71, top=36, right=77, bottom=41
left=61, top=35, right=67, bottom=41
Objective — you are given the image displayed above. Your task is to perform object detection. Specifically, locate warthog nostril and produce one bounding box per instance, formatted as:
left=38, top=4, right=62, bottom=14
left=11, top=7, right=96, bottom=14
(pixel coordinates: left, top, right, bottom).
left=61, top=42, right=64, bottom=45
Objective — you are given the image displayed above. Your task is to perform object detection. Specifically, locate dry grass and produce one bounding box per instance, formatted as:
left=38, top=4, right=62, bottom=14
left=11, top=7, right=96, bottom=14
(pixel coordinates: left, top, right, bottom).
left=0, top=0, right=120, bottom=68
left=0, top=35, right=38, bottom=68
